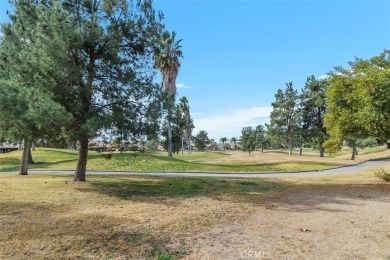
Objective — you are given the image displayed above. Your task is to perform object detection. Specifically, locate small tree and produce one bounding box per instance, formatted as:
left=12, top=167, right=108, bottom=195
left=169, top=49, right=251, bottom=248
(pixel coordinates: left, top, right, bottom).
left=240, top=127, right=256, bottom=154
left=194, top=130, right=209, bottom=151
left=254, top=125, right=266, bottom=152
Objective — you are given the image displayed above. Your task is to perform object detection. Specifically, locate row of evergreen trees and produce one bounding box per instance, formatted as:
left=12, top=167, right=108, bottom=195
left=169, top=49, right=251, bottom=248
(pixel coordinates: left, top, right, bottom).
left=239, top=50, right=390, bottom=159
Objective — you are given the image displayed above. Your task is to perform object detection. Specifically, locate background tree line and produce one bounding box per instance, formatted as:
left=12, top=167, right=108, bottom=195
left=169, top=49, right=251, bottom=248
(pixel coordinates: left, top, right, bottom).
left=240, top=50, right=389, bottom=159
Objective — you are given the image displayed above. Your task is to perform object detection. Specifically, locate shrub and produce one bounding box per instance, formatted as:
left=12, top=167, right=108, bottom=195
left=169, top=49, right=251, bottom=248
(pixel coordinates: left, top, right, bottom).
left=129, top=145, right=138, bottom=152
left=374, top=168, right=390, bottom=182
left=101, top=153, right=112, bottom=160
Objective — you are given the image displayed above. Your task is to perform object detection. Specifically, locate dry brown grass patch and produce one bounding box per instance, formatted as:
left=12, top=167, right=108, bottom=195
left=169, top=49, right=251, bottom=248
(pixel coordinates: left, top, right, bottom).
left=0, top=174, right=280, bottom=259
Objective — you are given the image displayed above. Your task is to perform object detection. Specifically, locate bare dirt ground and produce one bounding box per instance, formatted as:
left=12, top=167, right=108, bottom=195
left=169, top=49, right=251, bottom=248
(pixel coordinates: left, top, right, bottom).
left=181, top=184, right=390, bottom=260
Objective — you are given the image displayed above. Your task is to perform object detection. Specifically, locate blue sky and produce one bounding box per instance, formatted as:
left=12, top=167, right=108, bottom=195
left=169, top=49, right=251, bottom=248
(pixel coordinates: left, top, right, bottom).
left=1, top=0, right=389, bottom=141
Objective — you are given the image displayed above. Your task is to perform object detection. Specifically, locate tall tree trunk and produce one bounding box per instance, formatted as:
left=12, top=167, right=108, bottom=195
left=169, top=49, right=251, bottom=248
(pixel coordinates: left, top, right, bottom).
left=288, top=137, right=292, bottom=155
left=19, top=140, right=29, bottom=175
left=351, top=142, right=356, bottom=160
left=73, top=140, right=78, bottom=150
left=188, top=131, right=192, bottom=154
left=355, top=149, right=358, bottom=156
left=18, top=141, right=22, bottom=151
left=320, top=147, right=325, bottom=157
left=299, top=147, right=302, bottom=156
left=387, top=143, right=390, bottom=149
left=167, top=119, right=173, bottom=157
left=74, top=134, right=89, bottom=181
left=261, top=145, right=264, bottom=153
left=319, top=140, right=325, bottom=157
left=187, top=135, right=190, bottom=154
left=181, top=130, right=184, bottom=154
left=27, top=143, right=34, bottom=164
left=31, top=142, right=36, bottom=151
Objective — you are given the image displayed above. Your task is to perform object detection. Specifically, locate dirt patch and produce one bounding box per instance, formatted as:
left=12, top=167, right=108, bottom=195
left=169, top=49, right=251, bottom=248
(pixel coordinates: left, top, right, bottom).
left=181, top=185, right=390, bottom=259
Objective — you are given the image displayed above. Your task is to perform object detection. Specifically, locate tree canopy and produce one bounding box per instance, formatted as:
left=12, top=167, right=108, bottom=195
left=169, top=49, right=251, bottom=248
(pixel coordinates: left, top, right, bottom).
left=324, top=51, right=390, bottom=153
left=1, top=0, right=164, bottom=180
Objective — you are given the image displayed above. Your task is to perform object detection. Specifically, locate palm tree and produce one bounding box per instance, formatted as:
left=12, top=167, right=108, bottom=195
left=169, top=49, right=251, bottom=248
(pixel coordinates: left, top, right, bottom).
left=220, top=137, right=227, bottom=144
left=179, top=96, right=192, bottom=154
left=220, top=137, right=228, bottom=150
left=154, top=31, right=183, bottom=157
left=230, top=137, right=237, bottom=149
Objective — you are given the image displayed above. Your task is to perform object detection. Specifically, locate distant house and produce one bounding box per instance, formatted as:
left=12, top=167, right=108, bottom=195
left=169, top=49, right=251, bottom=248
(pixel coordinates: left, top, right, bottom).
left=222, top=143, right=232, bottom=150
left=231, top=143, right=241, bottom=150
left=207, top=143, right=219, bottom=150
left=88, top=141, right=114, bottom=152
left=0, top=143, right=19, bottom=154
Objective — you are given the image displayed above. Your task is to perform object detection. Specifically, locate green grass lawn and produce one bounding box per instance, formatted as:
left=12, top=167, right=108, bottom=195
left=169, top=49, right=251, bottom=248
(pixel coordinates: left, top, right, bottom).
left=0, top=148, right=339, bottom=173
left=268, top=145, right=388, bottom=157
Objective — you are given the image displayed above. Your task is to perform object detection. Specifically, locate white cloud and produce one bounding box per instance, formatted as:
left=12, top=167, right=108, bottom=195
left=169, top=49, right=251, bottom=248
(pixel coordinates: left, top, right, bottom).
left=193, top=106, right=272, bottom=140
left=176, top=83, right=192, bottom=89
left=318, top=74, right=329, bottom=80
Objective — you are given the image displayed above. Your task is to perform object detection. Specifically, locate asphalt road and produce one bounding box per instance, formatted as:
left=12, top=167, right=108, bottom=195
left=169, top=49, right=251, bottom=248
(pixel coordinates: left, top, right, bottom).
left=27, top=160, right=389, bottom=178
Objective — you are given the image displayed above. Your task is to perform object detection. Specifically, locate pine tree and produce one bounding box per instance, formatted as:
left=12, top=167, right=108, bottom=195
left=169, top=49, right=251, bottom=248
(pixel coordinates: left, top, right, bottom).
left=1, top=0, right=164, bottom=180
left=268, top=82, right=299, bottom=155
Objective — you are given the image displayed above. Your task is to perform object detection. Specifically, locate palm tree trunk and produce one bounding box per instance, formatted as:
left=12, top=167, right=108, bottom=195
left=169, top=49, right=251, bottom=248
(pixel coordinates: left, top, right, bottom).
left=19, top=139, right=29, bottom=175
left=187, top=135, right=190, bottom=154
left=74, top=134, right=89, bottom=181
left=167, top=119, right=173, bottom=157
left=181, top=130, right=184, bottom=154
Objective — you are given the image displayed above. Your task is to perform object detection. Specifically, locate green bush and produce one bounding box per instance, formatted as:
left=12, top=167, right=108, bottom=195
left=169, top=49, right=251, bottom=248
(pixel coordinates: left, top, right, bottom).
left=129, top=145, right=139, bottom=152
left=374, top=168, right=390, bottom=182
left=101, top=153, right=112, bottom=160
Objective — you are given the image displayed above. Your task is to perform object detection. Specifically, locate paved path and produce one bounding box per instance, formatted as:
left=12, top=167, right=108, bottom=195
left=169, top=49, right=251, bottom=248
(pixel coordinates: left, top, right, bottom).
left=27, top=160, right=389, bottom=178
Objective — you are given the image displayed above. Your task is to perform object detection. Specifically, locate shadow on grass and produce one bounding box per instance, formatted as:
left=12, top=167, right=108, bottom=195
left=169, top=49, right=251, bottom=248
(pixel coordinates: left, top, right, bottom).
left=75, top=176, right=289, bottom=204
left=34, top=148, right=79, bottom=155
left=0, top=157, right=20, bottom=172
left=368, top=157, right=390, bottom=161
left=29, top=159, right=79, bottom=169
left=74, top=176, right=390, bottom=213
left=0, top=166, right=20, bottom=172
